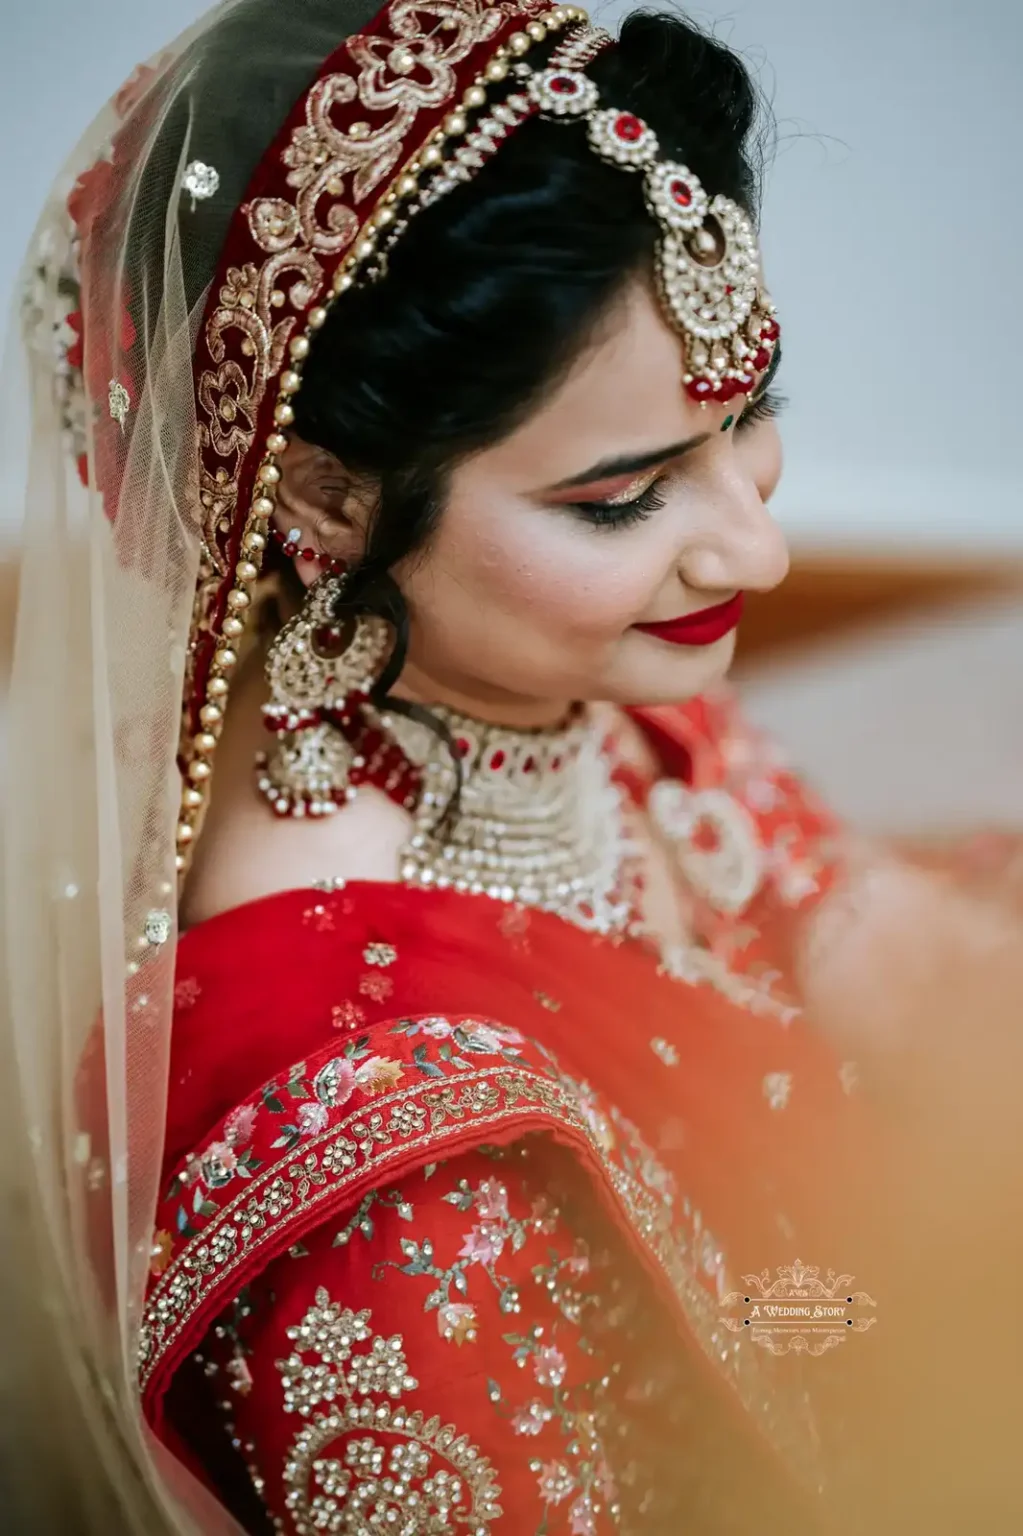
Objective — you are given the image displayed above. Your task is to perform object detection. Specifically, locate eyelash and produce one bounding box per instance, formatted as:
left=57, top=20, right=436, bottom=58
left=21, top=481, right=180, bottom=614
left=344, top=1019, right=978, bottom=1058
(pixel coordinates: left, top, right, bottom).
left=736, top=387, right=787, bottom=432
left=567, top=388, right=788, bottom=532
left=568, top=480, right=669, bottom=532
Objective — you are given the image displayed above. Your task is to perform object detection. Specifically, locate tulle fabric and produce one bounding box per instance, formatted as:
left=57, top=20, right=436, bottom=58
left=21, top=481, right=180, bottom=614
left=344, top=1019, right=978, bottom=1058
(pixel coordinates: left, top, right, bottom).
left=0, top=3, right=383, bottom=1529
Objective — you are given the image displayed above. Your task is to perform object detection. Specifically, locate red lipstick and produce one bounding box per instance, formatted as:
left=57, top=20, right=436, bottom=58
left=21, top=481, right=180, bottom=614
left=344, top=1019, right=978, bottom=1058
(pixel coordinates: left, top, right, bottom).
left=635, top=592, right=744, bottom=647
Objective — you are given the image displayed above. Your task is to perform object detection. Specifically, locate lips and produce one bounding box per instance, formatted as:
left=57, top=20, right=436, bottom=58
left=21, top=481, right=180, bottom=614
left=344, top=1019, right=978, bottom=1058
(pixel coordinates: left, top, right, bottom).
left=635, top=592, right=745, bottom=647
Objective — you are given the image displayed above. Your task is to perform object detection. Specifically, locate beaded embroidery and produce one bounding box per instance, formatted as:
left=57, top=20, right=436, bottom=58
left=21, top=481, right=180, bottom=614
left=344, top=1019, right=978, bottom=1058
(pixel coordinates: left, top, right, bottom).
left=277, top=1290, right=502, bottom=1533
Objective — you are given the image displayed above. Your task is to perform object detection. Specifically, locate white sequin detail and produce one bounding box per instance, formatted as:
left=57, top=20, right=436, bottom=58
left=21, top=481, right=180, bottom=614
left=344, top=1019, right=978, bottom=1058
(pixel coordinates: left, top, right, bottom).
left=182, top=160, right=220, bottom=207
left=108, top=379, right=130, bottom=428
left=762, top=1071, right=792, bottom=1111
left=144, top=909, right=172, bottom=946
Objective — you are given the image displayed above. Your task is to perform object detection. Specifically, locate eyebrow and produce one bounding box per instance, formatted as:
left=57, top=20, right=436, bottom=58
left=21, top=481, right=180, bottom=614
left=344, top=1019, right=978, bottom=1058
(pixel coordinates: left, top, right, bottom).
left=544, top=434, right=712, bottom=494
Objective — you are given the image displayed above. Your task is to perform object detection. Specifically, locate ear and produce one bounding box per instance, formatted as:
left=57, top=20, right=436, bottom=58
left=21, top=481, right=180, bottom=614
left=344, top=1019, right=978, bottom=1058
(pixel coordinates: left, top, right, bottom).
left=274, top=435, right=374, bottom=588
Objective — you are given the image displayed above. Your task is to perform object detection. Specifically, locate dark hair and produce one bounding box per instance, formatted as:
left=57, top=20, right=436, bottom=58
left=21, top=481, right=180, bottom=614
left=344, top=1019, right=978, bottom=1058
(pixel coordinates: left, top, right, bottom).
left=286, top=9, right=767, bottom=698
left=124, top=2, right=764, bottom=772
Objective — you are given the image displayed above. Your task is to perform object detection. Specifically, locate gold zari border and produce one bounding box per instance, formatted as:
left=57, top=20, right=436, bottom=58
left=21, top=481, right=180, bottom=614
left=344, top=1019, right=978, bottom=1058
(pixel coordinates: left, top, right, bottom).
left=140, top=1062, right=809, bottom=1480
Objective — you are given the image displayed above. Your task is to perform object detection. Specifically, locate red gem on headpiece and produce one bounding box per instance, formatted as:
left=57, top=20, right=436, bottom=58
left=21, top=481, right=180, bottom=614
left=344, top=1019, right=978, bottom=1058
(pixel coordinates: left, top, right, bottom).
left=715, top=379, right=738, bottom=402
left=686, top=377, right=715, bottom=403
left=761, top=318, right=780, bottom=341
left=455, top=737, right=471, bottom=757
left=670, top=179, right=693, bottom=207
left=550, top=74, right=578, bottom=94
left=734, top=373, right=756, bottom=394
left=613, top=113, right=644, bottom=142
left=752, top=346, right=771, bottom=372
left=490, top=750, right=506, bottom=770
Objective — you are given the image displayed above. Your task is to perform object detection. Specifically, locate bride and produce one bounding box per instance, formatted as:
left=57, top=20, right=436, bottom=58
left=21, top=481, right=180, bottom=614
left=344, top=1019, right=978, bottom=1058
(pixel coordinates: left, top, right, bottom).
left=4, top=1, right=1022, bottom=1532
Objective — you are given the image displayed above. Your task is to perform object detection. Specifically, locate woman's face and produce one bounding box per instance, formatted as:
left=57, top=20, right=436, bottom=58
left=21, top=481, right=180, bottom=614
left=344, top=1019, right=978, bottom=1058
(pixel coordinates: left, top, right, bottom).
left=395, top=276, right=789, bottom=720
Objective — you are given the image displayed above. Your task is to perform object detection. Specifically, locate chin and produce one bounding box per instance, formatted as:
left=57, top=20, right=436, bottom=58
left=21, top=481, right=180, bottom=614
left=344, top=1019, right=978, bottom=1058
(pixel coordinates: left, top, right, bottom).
left=602, top=630, right=738, bottom=706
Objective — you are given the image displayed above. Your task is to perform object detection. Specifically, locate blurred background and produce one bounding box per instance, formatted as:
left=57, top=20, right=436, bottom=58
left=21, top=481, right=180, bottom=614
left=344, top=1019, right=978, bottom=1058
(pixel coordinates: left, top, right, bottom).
left=1, top=0, right=1021, bottom=829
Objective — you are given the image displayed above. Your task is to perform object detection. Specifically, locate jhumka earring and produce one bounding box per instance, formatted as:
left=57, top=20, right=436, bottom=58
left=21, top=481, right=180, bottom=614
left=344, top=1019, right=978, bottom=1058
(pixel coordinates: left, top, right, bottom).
left=256, top=545, right=392, bottom=817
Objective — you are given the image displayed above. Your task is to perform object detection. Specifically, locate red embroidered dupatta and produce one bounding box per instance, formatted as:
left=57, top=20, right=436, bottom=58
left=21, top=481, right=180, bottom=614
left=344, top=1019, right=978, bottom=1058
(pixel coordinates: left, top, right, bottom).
left=136, top=699, right=871, bottom=1529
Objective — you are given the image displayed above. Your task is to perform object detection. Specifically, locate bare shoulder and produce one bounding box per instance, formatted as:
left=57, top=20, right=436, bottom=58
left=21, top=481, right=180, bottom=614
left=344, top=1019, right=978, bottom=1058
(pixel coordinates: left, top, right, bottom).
left=180, top=653, right=412, bottom=929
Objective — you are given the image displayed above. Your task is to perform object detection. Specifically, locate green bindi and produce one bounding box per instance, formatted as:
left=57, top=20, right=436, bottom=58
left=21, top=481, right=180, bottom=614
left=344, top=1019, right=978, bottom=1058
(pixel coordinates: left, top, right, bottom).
left=720, top=414, right=735, bottom=432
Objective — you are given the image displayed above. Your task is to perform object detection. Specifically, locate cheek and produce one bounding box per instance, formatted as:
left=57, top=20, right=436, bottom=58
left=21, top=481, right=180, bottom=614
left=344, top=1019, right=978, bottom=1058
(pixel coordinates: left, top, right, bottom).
left=423, top=492, right=664, bottom=637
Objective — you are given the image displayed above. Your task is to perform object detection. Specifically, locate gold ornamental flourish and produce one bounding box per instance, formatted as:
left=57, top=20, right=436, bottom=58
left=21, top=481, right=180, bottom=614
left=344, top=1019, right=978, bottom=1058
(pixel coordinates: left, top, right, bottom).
left=720, top=1259, right=878, bottom=1357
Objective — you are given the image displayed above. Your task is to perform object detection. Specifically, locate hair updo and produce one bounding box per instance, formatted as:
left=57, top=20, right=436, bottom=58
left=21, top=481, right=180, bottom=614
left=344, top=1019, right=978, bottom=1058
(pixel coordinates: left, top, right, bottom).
left=288, top=9, right=767, bottom=692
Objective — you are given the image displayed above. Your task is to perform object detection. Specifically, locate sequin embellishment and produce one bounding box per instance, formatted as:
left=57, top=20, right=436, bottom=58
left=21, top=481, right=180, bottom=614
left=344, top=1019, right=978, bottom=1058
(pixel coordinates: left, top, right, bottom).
left=762, top=1071, right=792, bottom=1111
left=108, top=379, right=130, bottom=428
left=144, top=909, right=172, bottom=947
left=182, top=159, right=220, bottom=209
left=277, top=1288, right=501, bottom=1532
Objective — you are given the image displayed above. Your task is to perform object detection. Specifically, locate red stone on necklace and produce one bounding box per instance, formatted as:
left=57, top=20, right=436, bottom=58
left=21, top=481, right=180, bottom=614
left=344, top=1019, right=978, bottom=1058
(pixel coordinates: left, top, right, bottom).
left=613, top=113, right=644, bottom=142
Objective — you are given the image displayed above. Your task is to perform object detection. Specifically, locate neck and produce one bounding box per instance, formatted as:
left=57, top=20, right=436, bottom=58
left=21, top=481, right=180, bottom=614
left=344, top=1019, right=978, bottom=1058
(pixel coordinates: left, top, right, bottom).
left=268, top=585, right=575, bottom=731
left=391, top=660, right=576, bottom=732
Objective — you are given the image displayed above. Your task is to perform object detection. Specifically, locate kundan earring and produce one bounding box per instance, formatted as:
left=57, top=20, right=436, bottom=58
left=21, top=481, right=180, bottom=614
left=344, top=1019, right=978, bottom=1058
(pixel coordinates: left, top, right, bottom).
left=256, top=553, right=392, bottom=818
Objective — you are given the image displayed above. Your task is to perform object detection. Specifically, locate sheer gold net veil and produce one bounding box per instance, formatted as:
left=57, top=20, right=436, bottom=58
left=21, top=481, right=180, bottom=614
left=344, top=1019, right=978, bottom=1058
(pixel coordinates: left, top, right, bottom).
left=0, top=1, right=389, bottom=1527
left=6, top=0, right=1023, bottom=1530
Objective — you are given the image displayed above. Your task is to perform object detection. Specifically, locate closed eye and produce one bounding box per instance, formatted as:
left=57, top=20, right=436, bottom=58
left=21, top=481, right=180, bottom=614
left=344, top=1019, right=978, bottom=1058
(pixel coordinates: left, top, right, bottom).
left=565, top=478, right=669, bottom=531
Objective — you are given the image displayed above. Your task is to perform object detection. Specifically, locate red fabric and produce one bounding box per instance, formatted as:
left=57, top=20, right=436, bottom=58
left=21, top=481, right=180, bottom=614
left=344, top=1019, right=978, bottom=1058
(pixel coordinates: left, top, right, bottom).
left=194, top=1145, right=824, bottom=1533
left=140, top=698, right=872, bottom=1531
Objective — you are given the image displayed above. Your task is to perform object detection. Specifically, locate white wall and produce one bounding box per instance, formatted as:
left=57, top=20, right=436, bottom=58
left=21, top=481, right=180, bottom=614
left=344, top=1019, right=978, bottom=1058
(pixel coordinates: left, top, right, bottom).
left=3, top=0, right=1021, bottom=549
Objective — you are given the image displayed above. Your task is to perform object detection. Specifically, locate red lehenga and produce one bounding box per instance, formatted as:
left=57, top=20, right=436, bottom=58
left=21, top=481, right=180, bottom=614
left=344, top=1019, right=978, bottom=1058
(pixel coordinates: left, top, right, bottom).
left=140, top=692, right=873, bottom=1534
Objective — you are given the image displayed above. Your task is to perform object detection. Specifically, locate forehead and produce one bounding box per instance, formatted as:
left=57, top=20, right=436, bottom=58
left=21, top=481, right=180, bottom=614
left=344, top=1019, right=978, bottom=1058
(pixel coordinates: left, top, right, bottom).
left=464, top=277, right=706, bottom=488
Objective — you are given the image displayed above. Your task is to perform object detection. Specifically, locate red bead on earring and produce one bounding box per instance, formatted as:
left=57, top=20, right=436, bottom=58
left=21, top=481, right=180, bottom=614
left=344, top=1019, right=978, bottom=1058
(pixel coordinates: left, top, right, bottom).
left=270, top=523, right=347, bottom=578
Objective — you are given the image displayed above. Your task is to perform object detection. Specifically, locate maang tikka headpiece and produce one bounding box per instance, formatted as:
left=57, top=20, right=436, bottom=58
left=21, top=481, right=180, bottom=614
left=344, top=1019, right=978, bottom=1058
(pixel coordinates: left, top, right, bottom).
left=522, top=61, right=780, bottom=404
left=361, top=21, right=780, bottom=406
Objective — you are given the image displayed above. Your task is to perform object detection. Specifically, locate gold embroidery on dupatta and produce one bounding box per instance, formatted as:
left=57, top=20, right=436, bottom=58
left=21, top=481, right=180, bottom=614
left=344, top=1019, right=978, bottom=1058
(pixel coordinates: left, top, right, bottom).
left=140, top=1066, right=577, bottom=1386
left=192, top=0, right=540, bottom=574
left=140, top=1046, right=812, bottom=1477
left=277, top=1289, right=502, bottom=1532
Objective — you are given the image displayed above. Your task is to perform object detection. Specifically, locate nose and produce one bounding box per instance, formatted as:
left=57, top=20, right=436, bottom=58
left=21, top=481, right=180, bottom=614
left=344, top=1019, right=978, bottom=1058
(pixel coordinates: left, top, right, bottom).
left=677, top=457, right=790, bottom=596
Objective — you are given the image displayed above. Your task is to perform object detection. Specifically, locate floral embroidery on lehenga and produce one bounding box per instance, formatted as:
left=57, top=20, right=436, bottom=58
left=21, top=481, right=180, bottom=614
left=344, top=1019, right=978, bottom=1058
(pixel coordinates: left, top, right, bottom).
left=197, top=1142, right=805, bottom=1533
left=253, top=1159, right=621, bottom=1533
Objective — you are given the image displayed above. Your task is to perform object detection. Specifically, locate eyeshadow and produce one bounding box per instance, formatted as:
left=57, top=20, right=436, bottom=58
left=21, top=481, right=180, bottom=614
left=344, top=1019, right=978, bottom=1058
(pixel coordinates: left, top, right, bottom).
left=595, top=467, right=663, bottom=506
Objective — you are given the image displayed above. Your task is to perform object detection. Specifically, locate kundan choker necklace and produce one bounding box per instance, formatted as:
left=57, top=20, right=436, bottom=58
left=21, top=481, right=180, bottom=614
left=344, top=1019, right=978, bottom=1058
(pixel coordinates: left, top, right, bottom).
left=390, top=701, right=638, bottom=933
left=281, top=694, right=641, bottom=936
